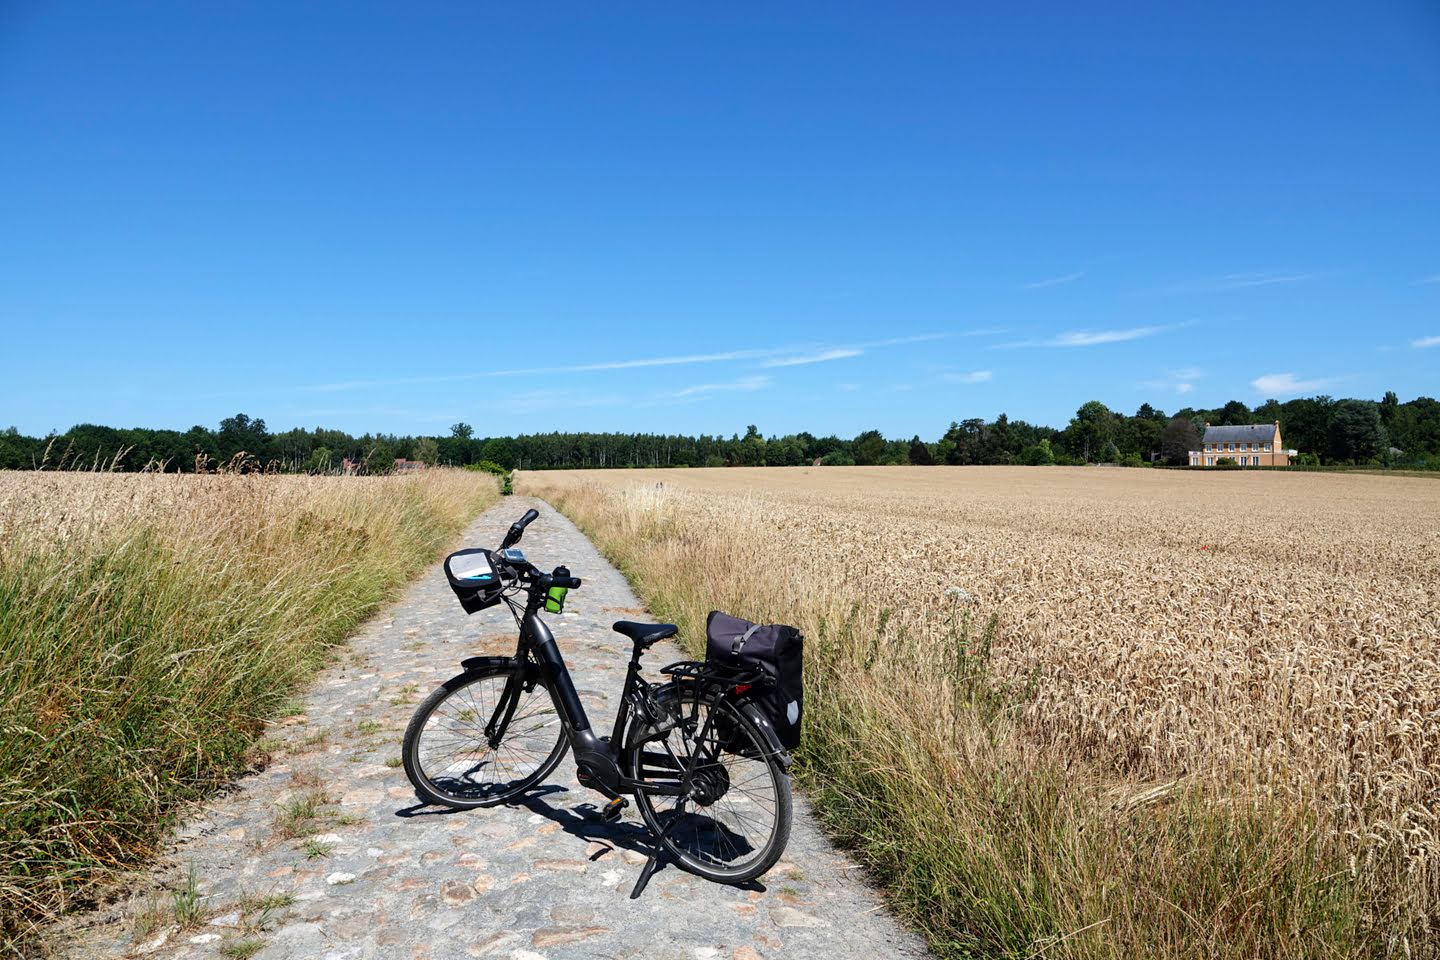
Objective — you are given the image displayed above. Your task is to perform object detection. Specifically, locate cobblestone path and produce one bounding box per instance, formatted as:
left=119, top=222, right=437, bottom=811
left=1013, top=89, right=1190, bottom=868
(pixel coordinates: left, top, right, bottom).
left=61, top=498, right=931, bottom=960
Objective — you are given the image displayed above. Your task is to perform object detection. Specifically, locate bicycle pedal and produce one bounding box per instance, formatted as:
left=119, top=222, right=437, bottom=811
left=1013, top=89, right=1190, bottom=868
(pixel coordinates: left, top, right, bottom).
left=600, top=797, right=628, bottom=823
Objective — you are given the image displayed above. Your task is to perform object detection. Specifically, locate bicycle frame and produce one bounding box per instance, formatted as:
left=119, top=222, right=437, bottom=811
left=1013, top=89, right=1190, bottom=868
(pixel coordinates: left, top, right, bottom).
left=486, top=596, right=694, bottom=801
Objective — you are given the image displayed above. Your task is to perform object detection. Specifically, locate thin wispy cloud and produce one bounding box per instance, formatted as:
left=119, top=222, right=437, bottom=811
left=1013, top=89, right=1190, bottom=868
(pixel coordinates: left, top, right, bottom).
left=299, top=333, right=951, bottom=394
left=672, top=375, right=771, bottom=399
left=1416, top=275, right=1440, bottom=285
left=759, top=335, right=948, bottom=367
left=762, top=348, right=862, bottom=368
left=1139, top=367, right=1203, bottom=394
left=305, top=349, right=772, bottom=393
left=958, top=327, right=1008, bottom=337
left=1000, top=325, right=1172, bottom=348
left=1251, top=372, right=1338, bottom=397
left=1021, top=270, right=1085, bottom=290
left=1413, top=335, right=1440, bottom=349
left=1218, top=271, right=1311, bottom=289
left=942, top=370, right=993, bottom=384
left=1148, top=270, right=1313, bottom=296
left=865, top=333, right=952, bottom=348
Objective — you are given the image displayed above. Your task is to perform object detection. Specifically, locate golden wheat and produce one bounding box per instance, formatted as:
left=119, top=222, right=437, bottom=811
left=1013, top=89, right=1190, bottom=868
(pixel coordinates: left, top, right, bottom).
left=522, top=466, right=1440, bottom=958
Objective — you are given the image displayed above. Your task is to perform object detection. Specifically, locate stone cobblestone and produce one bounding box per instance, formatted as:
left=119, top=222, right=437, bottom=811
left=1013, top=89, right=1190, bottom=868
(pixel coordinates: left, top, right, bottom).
left=60, top=498, right=931, bottom=960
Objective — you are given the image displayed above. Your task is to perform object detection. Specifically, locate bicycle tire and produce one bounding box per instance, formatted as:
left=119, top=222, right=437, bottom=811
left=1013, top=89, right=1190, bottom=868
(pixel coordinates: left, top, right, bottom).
left=402, top=664, right=568, bottom=809
left=625, top=682, right=792, bottom=883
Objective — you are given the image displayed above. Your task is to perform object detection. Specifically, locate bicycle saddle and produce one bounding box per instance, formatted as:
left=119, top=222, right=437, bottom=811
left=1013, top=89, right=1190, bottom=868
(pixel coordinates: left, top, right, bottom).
left=612, top=621, right=678, bottom=647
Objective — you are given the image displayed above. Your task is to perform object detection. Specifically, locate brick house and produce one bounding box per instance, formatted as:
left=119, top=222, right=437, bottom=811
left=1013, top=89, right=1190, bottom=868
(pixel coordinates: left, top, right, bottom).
left=1188, top=422, right=1290, bottom=467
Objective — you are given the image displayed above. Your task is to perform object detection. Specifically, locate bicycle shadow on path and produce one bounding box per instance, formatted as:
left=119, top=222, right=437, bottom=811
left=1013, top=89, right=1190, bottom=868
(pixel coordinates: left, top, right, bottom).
left=393, top=785, right=767, bottom=895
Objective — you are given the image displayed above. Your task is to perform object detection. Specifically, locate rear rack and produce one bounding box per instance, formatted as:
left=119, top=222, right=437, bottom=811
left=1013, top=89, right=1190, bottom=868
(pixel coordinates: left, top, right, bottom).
left=660, top=659, right=768, bottom=688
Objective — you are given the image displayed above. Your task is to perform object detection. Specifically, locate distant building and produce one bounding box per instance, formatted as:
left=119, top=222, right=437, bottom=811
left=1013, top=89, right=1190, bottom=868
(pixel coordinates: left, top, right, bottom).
left=1188, top=422, right=1290, bottom=467
left=393, top=458, right=427, bottom=472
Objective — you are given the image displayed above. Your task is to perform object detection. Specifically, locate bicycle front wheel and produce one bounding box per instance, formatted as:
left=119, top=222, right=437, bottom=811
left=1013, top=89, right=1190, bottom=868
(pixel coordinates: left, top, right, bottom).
left=626, top=683, right=792, bottom=883
left=402, top=664, right=567, bottom=809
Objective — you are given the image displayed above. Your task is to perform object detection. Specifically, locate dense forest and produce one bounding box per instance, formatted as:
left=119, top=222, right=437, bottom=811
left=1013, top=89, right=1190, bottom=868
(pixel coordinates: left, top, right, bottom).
left=2, top=392, right=1437, bottom=473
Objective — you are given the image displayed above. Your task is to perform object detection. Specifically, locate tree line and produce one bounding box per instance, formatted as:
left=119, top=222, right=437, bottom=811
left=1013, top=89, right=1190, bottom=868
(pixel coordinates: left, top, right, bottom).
left=2, top=392, right=1437, bottom=473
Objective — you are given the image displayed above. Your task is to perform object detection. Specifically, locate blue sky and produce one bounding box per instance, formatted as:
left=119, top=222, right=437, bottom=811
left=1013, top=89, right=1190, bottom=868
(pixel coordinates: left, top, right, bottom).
left=2, top=1, right=1437, bottom=440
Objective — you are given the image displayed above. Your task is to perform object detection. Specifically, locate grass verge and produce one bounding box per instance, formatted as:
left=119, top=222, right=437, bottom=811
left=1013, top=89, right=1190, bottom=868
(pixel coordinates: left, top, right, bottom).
left=0, top=469, right=496, bottom=948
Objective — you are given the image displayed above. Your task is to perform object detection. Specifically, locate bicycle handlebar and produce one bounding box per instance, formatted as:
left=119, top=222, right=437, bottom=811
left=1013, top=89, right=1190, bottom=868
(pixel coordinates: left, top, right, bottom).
left=493, top=510, right=582, bottom=594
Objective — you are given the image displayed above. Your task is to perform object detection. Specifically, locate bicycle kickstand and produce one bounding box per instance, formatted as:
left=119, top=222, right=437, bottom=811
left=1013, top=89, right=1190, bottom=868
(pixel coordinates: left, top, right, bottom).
left=629, top=818, right=680, bottom=899
left=629, top=849, right=665, bottom=899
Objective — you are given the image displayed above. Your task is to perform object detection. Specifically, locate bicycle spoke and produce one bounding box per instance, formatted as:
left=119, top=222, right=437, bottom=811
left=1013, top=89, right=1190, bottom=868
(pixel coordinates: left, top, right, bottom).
left=412, top=671, right=564, bottom=803
left=630, top=688, right=787, bottom=877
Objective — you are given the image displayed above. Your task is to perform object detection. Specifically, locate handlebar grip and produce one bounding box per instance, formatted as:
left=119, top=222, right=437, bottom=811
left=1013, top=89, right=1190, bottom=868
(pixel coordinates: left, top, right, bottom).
left=500, top=508, right=541, bottom=549
left=544, top=575, right=582, bottom=590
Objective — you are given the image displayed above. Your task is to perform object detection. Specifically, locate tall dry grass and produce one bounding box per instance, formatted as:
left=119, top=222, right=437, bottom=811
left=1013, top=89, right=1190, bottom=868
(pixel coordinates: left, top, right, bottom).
left=0, top=469, right=496, bottom=948
left=521, top=467, right=1440, bottom=959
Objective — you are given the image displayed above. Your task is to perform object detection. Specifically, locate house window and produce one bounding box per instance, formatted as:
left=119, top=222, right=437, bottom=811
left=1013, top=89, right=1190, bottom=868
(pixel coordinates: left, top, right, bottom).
left=1228, top=443, right=1235, bottom=452
left=1207, top=457, right=1214, bottom=465
left=1265, top=442, right=1272, bottom=452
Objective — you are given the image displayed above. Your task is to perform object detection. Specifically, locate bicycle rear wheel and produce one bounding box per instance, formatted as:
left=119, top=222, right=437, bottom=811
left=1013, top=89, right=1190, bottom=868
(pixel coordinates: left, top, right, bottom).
left=625, top=683, right=792, bottom=883
left=403, top=664, right=567, bottom=808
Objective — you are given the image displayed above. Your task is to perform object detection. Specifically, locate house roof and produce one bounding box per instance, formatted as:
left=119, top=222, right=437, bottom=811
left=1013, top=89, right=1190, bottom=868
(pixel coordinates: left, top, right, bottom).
left=1202, top=423, right=1278, bottom=443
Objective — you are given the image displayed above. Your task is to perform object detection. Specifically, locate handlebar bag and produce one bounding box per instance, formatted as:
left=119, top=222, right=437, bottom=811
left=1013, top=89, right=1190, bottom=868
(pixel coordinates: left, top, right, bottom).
left=705, top=610, right=804, bottom=750
left=444, top=548, right=503, bottom=614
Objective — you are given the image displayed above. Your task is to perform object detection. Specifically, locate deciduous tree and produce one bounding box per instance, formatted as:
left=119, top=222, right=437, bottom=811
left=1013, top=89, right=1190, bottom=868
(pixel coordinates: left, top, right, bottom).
left=1161, top=417, right=1201, bottom=465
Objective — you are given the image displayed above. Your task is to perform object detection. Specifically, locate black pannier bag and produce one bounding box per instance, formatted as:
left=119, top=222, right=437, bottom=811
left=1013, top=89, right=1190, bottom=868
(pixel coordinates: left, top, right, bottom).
left=444, top=548, right=503, bottom=614
left=705, top=611, right=803, bottom=750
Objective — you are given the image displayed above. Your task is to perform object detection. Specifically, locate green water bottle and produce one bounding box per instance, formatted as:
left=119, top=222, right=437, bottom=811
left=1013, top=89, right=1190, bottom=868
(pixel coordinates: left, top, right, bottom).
left=545, top=566, right=570, bottom=614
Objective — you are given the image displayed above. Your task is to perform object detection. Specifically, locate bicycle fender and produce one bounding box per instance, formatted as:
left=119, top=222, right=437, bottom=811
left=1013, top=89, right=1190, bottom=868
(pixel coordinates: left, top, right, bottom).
left=735, top=699, right=793, bottom=771
left=459, top=655, right=516, bottom=673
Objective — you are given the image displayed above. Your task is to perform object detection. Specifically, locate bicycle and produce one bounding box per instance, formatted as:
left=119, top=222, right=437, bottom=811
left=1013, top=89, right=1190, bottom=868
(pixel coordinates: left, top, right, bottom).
left=401, top=508, right=794, bottom=892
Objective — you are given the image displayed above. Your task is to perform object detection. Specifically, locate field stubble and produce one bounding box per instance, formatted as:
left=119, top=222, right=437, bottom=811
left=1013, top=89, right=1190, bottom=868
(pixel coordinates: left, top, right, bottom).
left=0, top=468, right=496, bottom=949
left=521, top=466, right=1440, bottom=959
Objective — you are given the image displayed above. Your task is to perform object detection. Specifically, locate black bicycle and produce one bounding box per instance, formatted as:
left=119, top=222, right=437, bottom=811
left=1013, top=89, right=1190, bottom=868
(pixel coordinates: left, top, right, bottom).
left=402, top=508, right=793, bottom=888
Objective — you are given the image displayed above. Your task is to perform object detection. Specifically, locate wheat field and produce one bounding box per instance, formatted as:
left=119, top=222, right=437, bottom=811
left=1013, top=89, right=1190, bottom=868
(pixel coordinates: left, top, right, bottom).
left=521, top=466, right=1440, bottom=959
left=0, top=469, right=497, bottom=948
